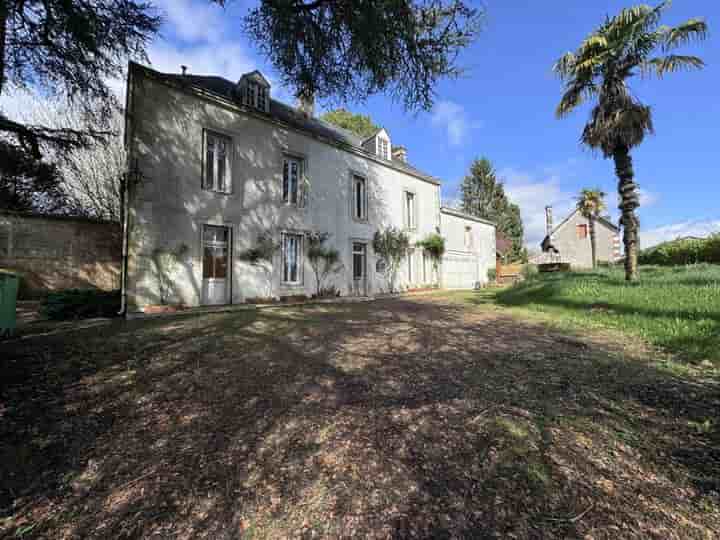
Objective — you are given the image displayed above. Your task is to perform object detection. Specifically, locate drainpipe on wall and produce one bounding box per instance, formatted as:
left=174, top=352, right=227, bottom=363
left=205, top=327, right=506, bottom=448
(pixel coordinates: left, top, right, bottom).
left=119, top=66, right=134, bottom=317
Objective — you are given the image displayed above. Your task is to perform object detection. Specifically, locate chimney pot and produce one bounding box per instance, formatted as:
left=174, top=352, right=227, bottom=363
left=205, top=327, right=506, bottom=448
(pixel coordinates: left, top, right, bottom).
left=545, top=206, right=553, bottom=237
left=297, top=90, right=315, bottom=117
left=181, top=65, right=187, bottom=76
left=392, top=146, right=408, bottom=163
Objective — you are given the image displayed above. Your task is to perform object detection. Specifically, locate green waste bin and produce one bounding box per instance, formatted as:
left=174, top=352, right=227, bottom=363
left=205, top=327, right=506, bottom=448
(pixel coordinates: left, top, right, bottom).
left=0, top=271, right=20, bottom=339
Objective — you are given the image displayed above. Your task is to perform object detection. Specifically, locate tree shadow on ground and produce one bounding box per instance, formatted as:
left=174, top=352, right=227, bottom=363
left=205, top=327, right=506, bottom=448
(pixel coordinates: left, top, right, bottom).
left=0, top=296, right=718, bottom=538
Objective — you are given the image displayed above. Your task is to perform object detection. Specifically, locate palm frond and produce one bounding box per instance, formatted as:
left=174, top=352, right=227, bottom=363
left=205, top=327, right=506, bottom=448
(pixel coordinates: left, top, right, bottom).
left=662, top=19, right=708, bottom=51
left=641, top=55, right=705, bottom=77
left=553, top=52, right=577, bottom=79
left=556, top=81, right=597, bottom=118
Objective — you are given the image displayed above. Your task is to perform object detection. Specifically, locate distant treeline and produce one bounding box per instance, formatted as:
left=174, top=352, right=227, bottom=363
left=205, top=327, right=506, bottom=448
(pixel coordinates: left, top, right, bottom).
left=639, top=234, right=720, bottom=266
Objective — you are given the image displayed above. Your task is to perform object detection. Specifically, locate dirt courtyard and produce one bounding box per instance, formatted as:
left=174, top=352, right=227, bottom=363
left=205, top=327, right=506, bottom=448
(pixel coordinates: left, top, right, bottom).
left=1, top=293, right=718, bottom=539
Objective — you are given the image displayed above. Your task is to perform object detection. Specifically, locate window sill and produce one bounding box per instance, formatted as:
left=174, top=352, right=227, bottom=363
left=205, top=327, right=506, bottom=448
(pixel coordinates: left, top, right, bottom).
left=203, top=188, right=233, bottom=196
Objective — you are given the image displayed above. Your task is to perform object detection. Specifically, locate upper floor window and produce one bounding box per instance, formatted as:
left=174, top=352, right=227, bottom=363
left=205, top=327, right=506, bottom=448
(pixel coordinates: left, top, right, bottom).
left=404, top=191, right=416, bottom=229
left=464, top=226, right=473, bottom=249
left=577, top=224, right=588, bottom=239
left=281, top=232, right=303, bottom=285
left=378, top=138, right=390, bottom=160
left=352, top=174, right=367, bottom=221
left=242, top=81, right=269, bottom=112
left=283, top=156, right=303, bottom=206
left=257, top=85, right=267, bottom=111
left=203, top=130, right=231, bottom=193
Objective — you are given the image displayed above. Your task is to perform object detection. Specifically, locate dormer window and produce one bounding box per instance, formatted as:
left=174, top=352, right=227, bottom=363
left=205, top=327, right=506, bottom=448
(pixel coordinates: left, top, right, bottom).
left=238, top=71, right=271, bottom=113
left=361, top=128, right=392, bottom=160
left=378, top=138, right=389, bottom=160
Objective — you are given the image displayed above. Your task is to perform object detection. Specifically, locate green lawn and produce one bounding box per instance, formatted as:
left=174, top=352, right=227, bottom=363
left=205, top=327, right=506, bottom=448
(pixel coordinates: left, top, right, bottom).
left=492, top=264, right=720, bottom=366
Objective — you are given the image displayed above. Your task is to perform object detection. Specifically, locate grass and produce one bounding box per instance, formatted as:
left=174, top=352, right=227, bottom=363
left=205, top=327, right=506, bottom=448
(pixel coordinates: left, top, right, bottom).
left=1, top=294, right=719, bottom=538
left=493, top=264, right=720, bottom=365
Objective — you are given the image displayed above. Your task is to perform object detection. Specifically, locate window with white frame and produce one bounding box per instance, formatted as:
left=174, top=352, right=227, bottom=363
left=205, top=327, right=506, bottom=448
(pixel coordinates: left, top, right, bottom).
left=352, top=174, right=367, bottom=221
left=281, top=232, right=303, bottom=284
left=464, top=226, right=473, bottom=249
left=257, top=85, right=267, bottom=111
left=283, top=155, right=303, bottom=205
left=378, top=138, right=390, bottom=160
left=203, top=130, right=231, bottom=193
left=404, top=191, right=416, bottom=229
left=407, top=250, right=414, bottom=283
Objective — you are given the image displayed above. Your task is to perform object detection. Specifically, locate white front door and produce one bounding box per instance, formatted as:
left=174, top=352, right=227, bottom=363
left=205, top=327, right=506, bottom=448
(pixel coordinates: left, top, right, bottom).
left=352, top=242, right=367, bottom=296
left=202, top=225, right=231, bottom=305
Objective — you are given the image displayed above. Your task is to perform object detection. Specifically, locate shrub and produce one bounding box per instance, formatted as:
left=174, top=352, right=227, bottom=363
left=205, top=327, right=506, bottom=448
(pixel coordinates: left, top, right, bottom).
left=521, top=264, right=539, bottom=280
left=416, top=233, right=446, bottom=285
left=41, top=289, right=120, bottom=320
left=373, top=227, right=410, bottom=293
left=487, top=268, right=497, bottom=282
left=307, top=232, right=343, bottom=296
left=639, top=234, right=720, bottom=266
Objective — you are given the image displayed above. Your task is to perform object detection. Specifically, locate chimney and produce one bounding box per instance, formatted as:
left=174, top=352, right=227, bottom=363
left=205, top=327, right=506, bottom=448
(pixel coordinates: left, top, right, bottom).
left=297, top=90, right=315, bottom=117
left=181, top=65, right=187, bottom=76
left=392, top=146, right=408, bottom=163
left=545, top=206, right=553, bottom=237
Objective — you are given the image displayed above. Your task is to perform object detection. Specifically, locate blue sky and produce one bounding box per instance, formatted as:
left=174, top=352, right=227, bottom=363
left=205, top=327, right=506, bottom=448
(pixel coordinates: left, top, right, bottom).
left=65, top=1, right=720, bottom=246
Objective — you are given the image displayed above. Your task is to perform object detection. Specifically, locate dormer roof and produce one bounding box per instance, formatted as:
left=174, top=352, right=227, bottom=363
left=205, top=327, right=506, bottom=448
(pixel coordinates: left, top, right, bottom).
left=239, top=70, right=271, bottom=87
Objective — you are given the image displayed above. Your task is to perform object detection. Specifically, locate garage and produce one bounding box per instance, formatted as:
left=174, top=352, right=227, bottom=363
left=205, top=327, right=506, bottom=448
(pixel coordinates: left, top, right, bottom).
left=442, top=253, right=479, bottom=289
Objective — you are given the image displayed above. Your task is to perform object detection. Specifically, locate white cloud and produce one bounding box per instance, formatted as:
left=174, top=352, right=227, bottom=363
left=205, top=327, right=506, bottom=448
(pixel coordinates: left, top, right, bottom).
left=499, top=167, right=577, bottom=247
left=638, top=188, right=658, bottom=207
left=153, top=0, right=228, bottom=43
left=431, top=100, right=473, bottom=146
left=641, top=219, right=720, bottom=248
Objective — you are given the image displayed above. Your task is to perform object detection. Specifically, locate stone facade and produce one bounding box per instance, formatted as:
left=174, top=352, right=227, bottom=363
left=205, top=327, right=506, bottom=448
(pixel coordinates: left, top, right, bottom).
left=0, top=211, right=121, bottom=298
left=124, top=63, right=495, bottom=310
left=541, top=209, right=620, bottom=268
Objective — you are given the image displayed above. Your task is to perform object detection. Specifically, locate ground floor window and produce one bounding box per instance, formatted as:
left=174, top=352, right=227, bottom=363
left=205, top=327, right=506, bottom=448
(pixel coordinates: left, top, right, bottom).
left=202, top=225, right=230, bottom=279
left=353, top=242, right=366, bottom=280
left=282, top=233, right=303, bottom=284
left=407, top=250, right=414, bottom=283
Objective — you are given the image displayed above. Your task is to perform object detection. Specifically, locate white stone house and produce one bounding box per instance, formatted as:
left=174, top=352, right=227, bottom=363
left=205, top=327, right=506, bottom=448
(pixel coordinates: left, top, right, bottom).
left=121, top=62, right=495, bottom=311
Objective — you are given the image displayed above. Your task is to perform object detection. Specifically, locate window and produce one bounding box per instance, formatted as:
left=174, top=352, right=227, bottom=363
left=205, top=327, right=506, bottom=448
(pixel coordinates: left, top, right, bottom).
left=283, top=156, right=303, bottom=205
left=202, top=225, right=230, bottom=279
left=353, top=243, right=366, bottom=280
left=378, top=138, right=389, bottom=160
left=464, top=226, right=473, bottom=249
left=577, top=224, right=588, bottom=239
left=352, top=174, right=367, bottom=221
left=243, top=82, right=268, bottom=111
left=282, top=233, right=303, bottom=284
left=404, top=191, right=416, bottom=229
left=257, top=85, right=267, bottom=111
left=203, top=131, right=231, bottom=193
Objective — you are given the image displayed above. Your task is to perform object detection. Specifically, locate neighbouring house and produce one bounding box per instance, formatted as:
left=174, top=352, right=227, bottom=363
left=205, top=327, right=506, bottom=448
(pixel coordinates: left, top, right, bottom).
left=539, top=206, right=620, bottom=268
left=122, top=63, right=495, bottom=311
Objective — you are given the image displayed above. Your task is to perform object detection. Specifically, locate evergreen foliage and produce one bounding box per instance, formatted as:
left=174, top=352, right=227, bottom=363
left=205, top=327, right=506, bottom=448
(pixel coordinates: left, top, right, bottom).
left=320, top=109, right=380, bottom=139
left=460, top=157, right=525, bottom=261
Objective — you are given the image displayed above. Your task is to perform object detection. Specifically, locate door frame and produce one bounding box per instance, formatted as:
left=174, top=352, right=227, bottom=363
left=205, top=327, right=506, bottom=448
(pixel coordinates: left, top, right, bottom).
left=201, top=222, right=233, bottom=305
left=350, top=239, right=368, bottom=297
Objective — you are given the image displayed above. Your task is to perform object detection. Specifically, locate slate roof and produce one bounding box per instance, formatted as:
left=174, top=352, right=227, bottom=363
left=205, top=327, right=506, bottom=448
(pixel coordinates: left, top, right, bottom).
left=131, top=63, right=440, bottom=185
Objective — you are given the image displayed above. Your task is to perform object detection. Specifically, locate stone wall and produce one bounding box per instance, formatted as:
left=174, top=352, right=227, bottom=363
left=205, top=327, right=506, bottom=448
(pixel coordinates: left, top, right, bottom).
left=0, top=211, right=121, bottom=298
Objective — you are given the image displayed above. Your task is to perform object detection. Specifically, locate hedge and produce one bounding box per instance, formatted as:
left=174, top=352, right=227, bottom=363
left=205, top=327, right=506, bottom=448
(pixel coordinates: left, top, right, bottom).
left=41, top=289, right=121, bottom=320
left=638, top=234, right=720, bottom=266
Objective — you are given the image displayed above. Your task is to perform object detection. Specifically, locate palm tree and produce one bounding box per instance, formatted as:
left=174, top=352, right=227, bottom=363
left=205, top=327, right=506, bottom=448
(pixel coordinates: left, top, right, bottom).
left=554, top=2, right=707, bottom=280
left=576, top=188, right=607, bottom=269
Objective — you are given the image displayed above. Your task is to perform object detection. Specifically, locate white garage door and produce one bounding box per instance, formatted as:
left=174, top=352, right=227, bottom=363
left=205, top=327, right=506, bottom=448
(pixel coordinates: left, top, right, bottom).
left=442, top=254, right=478, bottom=289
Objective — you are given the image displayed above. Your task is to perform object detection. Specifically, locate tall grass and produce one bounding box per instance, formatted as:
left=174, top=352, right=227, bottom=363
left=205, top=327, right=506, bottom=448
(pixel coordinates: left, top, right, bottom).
left=496, top=265, right=720, bottom=364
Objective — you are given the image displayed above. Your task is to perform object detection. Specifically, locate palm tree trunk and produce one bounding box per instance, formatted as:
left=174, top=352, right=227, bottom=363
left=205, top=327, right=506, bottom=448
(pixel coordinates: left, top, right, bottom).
left=0, top=2, right=8, bottom=97
left=589, top=215, right=597, bottom=269
left=613, top=146, right=640, bottom=281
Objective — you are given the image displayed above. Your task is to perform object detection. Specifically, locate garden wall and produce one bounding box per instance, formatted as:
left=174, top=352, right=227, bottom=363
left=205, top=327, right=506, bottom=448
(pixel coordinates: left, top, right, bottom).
left=0, top=211, right=121, bottom=298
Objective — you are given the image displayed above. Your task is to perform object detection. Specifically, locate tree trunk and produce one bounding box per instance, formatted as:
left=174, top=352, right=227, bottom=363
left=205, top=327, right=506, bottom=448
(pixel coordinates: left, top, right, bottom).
left=613, top=146, right=640, bottom=281
left=0, top=1, right=8, bottom=96
left=589, top=215, right=597, bottom=269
